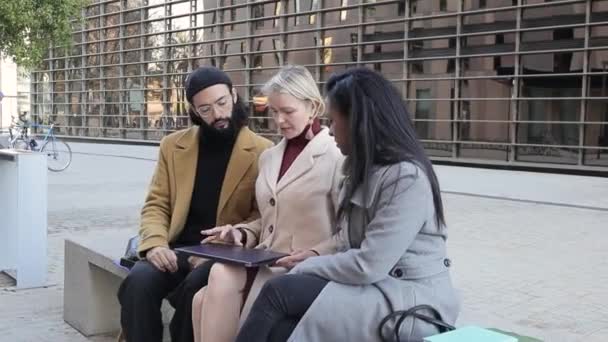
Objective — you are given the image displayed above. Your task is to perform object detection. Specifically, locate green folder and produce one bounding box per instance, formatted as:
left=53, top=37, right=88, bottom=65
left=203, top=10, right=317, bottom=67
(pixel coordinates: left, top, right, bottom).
left=424, top=326, right=518, bottom=342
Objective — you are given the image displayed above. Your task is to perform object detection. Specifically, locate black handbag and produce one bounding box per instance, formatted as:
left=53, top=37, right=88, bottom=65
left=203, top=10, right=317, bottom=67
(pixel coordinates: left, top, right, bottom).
left=119, top=235, right=140, bottom=269
left=378, top=304, right=455, bottom=342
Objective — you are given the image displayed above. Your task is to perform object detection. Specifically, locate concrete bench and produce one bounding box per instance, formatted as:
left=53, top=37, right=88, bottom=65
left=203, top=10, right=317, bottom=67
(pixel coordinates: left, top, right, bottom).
left=63, top=230, right=173, bottom=340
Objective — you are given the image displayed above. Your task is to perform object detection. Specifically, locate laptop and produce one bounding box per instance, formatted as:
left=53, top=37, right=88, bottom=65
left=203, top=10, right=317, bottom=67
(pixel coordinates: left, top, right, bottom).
left=175, top=244, right=289, bottom=268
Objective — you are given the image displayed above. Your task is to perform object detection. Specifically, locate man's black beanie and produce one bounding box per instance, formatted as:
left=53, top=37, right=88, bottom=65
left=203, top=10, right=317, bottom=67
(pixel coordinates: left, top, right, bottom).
left=185, top=66, right=233, bottom=104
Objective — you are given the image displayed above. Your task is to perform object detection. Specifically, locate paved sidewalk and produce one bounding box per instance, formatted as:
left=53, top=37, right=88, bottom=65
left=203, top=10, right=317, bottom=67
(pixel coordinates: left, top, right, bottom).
left=1, top=143, right=607, bottom=341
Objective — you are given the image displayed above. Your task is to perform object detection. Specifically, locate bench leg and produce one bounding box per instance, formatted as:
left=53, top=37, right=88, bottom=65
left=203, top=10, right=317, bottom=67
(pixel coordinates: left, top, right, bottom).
left=64, top=240, right=124, bottom=337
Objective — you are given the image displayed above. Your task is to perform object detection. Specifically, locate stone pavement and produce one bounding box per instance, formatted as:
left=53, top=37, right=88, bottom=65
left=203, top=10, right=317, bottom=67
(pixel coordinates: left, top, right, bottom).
left=1, top=142, right=607, bottom=341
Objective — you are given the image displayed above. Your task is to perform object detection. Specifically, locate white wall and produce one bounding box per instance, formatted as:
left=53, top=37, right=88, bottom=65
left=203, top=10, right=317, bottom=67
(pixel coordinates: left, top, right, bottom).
left=0, top=58, right=19, bottom=129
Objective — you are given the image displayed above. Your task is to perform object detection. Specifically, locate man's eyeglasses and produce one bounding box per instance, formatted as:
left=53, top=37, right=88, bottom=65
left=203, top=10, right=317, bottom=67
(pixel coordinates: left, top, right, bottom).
left=195, top=95, right=232, bottom=118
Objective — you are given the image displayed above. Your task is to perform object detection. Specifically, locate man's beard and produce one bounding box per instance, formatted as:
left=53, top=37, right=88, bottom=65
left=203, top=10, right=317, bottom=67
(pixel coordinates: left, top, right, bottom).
left=201, top=117, right=236, bottom=142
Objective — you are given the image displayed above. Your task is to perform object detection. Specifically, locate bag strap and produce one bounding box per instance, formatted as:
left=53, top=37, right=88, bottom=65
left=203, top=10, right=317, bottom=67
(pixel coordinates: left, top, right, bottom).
left=378, top=304, right=456, bottom=342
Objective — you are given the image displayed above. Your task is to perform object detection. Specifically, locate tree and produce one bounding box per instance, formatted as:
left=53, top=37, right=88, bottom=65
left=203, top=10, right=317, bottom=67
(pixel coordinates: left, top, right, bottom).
left=0, top=0, right=85, bottom=69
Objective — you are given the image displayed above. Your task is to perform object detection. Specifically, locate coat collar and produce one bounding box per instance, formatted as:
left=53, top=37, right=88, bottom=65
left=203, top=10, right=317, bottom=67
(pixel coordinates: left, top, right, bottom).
left=172, top=126, right=257, bottom=225
left=217, top=127, right=257, bottom=218
left=172, top=126, right=200, bottom=233
left=264, top=127, right=332, bottom=194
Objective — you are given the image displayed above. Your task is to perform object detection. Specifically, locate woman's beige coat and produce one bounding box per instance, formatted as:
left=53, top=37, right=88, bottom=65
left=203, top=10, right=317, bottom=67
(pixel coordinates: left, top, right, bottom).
left=238, top=127, right=344, bottom=324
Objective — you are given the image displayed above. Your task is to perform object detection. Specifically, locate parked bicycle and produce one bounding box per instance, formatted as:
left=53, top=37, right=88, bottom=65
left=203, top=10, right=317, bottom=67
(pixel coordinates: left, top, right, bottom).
left=8, top=114, right=73, bottom=172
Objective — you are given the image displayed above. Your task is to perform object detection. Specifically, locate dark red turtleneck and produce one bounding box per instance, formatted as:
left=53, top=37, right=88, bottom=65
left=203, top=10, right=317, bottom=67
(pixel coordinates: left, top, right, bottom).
left=278, top=118, right=322, bottom=182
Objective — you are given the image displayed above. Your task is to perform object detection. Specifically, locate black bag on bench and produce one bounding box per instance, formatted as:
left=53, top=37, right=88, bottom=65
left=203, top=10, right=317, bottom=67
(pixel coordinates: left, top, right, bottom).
left=119, top=235, right=140, bottom=269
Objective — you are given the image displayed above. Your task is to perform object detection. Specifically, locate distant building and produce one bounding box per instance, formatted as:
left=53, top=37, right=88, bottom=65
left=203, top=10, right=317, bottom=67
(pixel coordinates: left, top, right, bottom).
left=31, top=0, right=608, bottom=171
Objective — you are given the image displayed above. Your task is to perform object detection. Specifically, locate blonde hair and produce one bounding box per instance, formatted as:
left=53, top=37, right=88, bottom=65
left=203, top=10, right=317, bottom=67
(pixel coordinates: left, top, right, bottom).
left=262, top=65, right=325, bottom=118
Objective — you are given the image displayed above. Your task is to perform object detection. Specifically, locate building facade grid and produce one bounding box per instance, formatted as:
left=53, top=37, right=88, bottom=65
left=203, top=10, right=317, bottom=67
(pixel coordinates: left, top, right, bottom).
left=30, top=0, right=608, bottom=170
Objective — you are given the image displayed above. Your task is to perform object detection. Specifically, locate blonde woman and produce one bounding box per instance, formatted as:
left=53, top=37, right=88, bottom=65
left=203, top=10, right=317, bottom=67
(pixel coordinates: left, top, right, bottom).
left=190, top=65, right=344, bottom=342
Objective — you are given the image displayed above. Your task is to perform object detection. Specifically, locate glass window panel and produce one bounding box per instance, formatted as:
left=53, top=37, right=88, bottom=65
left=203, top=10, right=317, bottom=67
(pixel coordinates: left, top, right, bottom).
left=589, top=41, right=608, bottom=71
left=104, top=68, right=121, bottom=83
left=462, top=56, right=516, bottom=78
left=172, top=15, right=190, bottom=31
left=104, top=1, right=120, bottom=13
left=172, top=1, right=191, bottom=16
left=521, top=76, right=582, bottom=99
left=408, top=37, right=457, bottom=59
left=413, top=118, right=453, bottom=141
left=522, top=51, right=585, bottom=75
left=410, top=15, right=457, bottom=36
left=125, top=10, right=141, bottom=23
left=409, top=0, right=455, bottom=16
left=86, top=43, right=101, bottom=56
left=523, top=2, right=586, bottom=27
left=515, top=126, right=580, bottom=165
left=86, top=67, right=101, bottom=79
left=408, top=94, right=454, bottom=120
left=219, top=40, right=246, bottom=70
left=144, top=48, right=165, bottom=62
left=586, top=100, right=608, bottom=122
left=104, top=90, right=121, bottom=103
left=460, top=143, right=510, bottom=161
left=521, top=28, right=585, bottom=53
left=360, top=2, right=398, bottom=22
left=422, top=141, right=453, bottom=157
left=462, top=78, right=512, bottom=99
left=250, top=66, right=282, bottom=86
left=583, top=124, right=608, bottom=166
left=460, top=98, right=511, bottom=122
left=339, top=5, right=357, bottom=24
left=126, top=65, right=142, bottom=77
left=125, top=24, right=141, bottom=37
left=462, top=10, right=516, bottom=33
left=86, top=5, right=100, bottom=17
left=53, top=59, right=66, bottom=70
left=409, top=59, right=456, bottom=78
left=519, top=97, right=580, bottom=123
left=461, top=33, right=516, bottom=56
left=125, top=52, right=141, bottom=66
left=194, top=56, right=217, bottom=69
left=104, top=14, right=120, bottom=27
left=592, top=0, right=608, bottom=12
left=145, top=20, right=165, bottom=34
left=103, top=53, right=120, bottom=65
left=73, top=33, right=83, bottom=45
left=464, top=0, right=515, bottom=11
left=146, top=62, right=164, bottom=74
left=285, top=33, right=316, bottom=65
left=124, top=38, right=141, bottom=51
left=409, top=80, right=456, bottom=104
left=284, top=0, right=315, bottom=27
left=68, top=81, right=83, bottom=91
left=459, top=120, right=510, bottom=143
left=146, top=6, right=165, bottom=20
left=146, top=34, right=166, bottom=48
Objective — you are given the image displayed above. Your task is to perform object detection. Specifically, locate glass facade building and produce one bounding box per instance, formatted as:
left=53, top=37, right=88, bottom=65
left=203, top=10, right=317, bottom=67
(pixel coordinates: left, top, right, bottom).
left=31, top=0, right=608, bottom=171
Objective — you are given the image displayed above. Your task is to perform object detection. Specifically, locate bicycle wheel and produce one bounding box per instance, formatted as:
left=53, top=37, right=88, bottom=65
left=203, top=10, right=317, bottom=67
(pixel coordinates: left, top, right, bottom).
left=41, top=139, right=72, bottom=172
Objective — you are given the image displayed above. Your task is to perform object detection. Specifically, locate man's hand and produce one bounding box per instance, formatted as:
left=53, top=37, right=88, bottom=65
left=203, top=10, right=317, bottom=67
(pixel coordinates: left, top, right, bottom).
left=275, top=250, right=318, bottom=269
left=146, top=246, right=178, bottom=273
left=200, top=225, right=244, bottom=246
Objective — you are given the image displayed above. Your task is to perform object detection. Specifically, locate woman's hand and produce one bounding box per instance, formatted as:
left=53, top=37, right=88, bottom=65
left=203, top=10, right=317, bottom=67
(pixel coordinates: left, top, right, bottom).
left=275, top=250, right=318, bottom=269
left=200, top=225, right=244, bottom=246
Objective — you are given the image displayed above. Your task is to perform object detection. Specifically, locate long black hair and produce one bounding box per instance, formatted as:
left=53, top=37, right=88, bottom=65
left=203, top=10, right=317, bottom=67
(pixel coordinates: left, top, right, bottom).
left=326, top=67, right=445, bottom=227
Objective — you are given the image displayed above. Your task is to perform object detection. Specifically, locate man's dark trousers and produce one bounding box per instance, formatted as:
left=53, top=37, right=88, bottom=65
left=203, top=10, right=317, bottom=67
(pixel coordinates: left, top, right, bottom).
left=118, top=253, right=214, bottom=342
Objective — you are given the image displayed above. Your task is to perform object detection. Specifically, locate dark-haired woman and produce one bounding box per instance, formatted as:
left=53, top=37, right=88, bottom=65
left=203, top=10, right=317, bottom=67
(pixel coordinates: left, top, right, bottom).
left=235, top=67, right=460, bottom=342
